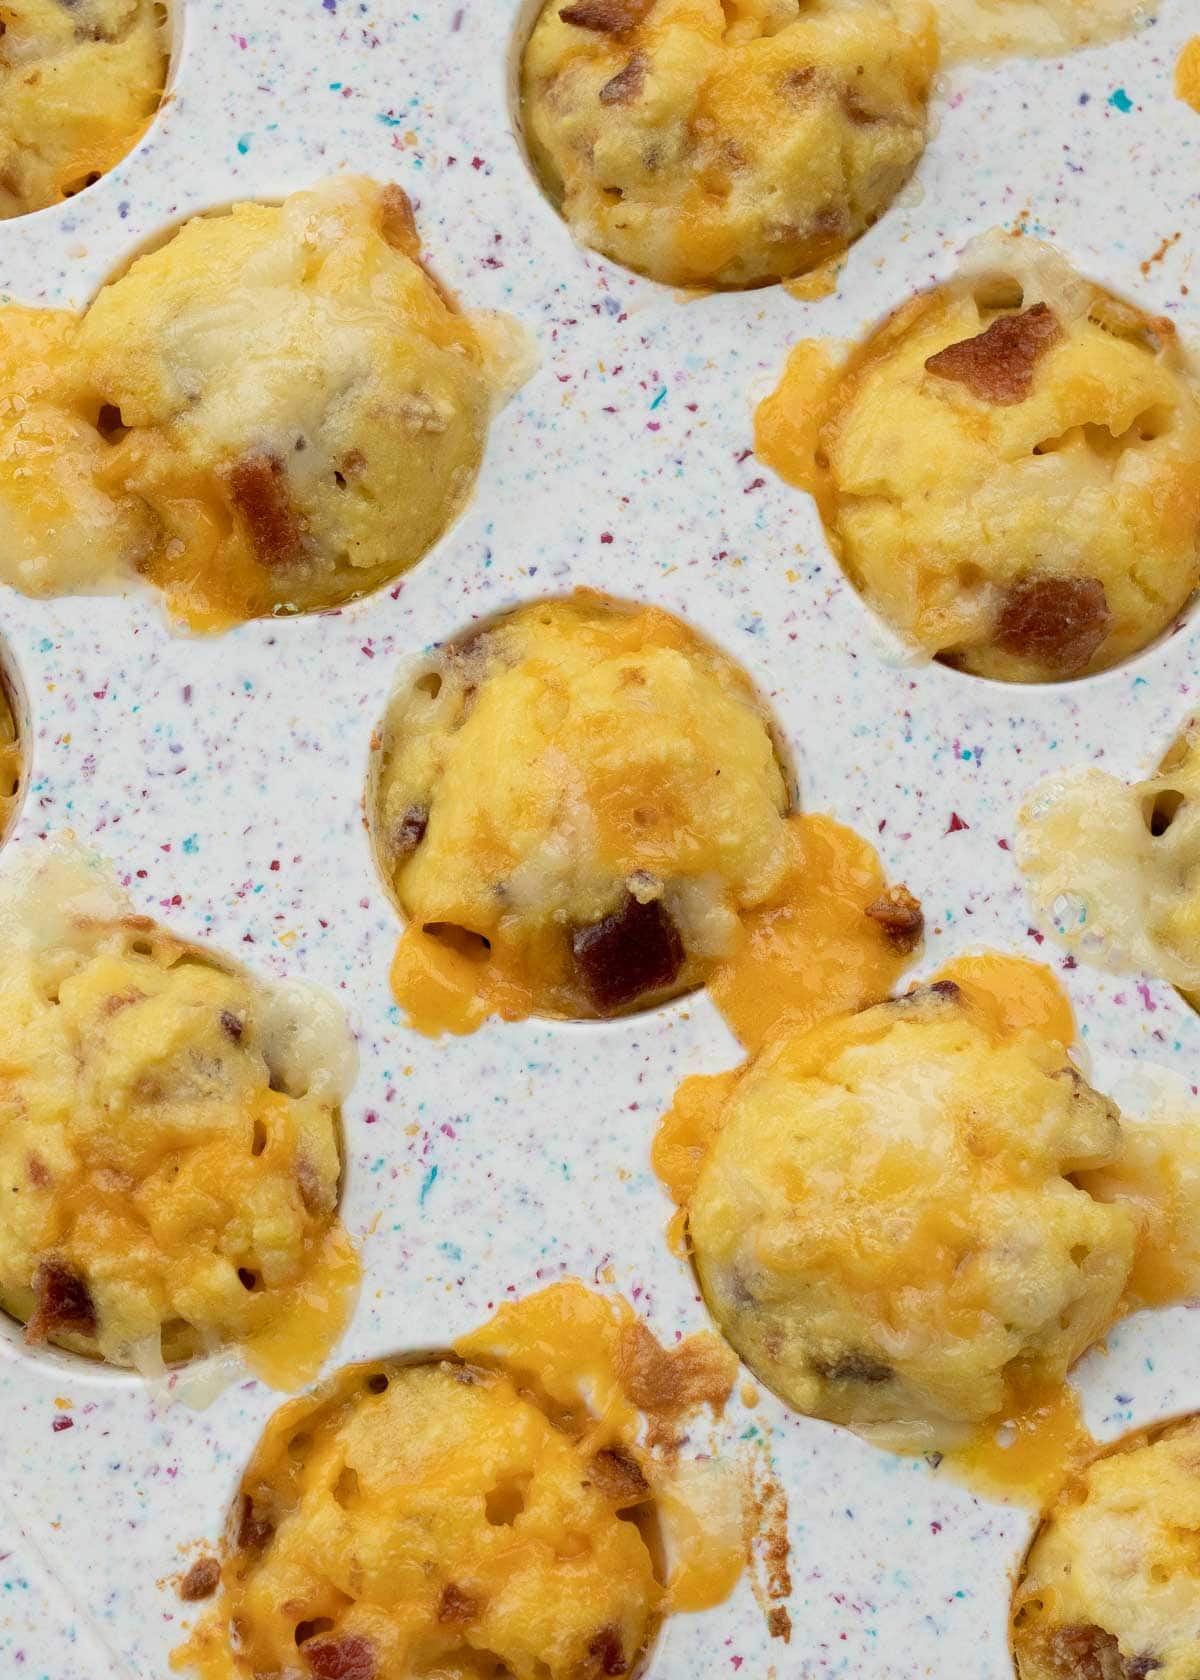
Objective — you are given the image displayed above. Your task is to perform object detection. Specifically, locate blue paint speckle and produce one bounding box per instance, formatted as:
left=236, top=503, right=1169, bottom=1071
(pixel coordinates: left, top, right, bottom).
left=1109, top=87, right=1133, bottom=111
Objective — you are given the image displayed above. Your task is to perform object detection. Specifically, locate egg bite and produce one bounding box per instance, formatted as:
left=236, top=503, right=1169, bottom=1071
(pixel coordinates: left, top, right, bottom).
left=175, top=1282, right=742, bottom=1680
left=0, top=838, right=359, bottom=1387
left=1020, top=716, right=1200, bottom=1000
left=0, top=176, right=532, bottom=628
left=0, top=0, right=168, bottom=219
left=667, top=972, right=1138, bottom=1453
left=372, top=592, right=798, bottom=1031
left=1012, top=1415, right=1200, bottom=1680
left=520, top=0, right=936, bottom=289
left=756, top=234, right=1200, bottom=681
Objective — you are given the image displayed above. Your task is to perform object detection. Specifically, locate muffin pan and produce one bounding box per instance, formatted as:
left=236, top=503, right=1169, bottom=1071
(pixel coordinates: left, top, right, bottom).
left=1, top=1, right=1200, bottom=1676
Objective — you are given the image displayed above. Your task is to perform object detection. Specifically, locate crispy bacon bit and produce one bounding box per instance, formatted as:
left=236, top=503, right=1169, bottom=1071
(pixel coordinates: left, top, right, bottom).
left=179, top=1556, right=220, bottom=1602
left=599, top=52, right=646, bottom=104
left=1043, top=1624, right=1158, bottom=1680
left=895, top=979, right=961, bottom=1014
left=572, top=893, right=684, bottom=1013
left=379, top=184, right=418, bottom=254
left=768, top=1607, right=793, bottom=1642
left=587, top=1445, right=650, bottom=1505
left=994, top=576, right=1111, bottom=673
left=864, top=885, right=924, bottom=954
left=393, top=805, right=429, bottom=859
left=225, top=453, right=304, bottom=568
left=437, top=1584, right=479, bottom=1624
left=925, top=302, right=1062, bottom=405
left=25, top=1261, right=96, bottom=1343
left=841, top=87, right=882, bottom=125
left=219, top=1010, right=244, bottom=1042
left=27, top=1155, right=49, bottom=1189
left=587, top=1628, right=628, bottom=1677
left=559, top=0, right=652, bottom=33
left=306, top=1636, right=377, bottom=1680
left=813, top=1350, right=893, bottom=1385
left=102, top=991, right=143, bottom=1016
left=236, top=1492, right=275, bottom=1553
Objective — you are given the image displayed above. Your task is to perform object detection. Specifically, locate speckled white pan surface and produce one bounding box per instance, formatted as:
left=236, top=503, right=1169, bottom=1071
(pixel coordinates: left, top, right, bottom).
left=1, top=2, right=1199, bottom=1676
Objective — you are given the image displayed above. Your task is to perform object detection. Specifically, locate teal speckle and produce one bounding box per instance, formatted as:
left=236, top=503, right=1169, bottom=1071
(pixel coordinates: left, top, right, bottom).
left=650, top=386, right=668, bottom=410
left=377, top=113, right=403, bottom=127
left=182, top=835, right=199, bottom=854
left=418, top=1164, right=439, bottom=1206
left=236, top=134, right=252, bottom=154
left=1109, top=88, right=1133, bottom=111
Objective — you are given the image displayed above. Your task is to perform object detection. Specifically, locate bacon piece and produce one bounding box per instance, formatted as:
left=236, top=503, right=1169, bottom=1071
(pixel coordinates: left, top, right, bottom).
left=297, top=1157, right=334, bottom=1218
left=925, top=302, right=1062, bottom=404
left=587, top=1628, right=629, bottom=1677
left=437, top=1584, right=479, bottom=1624
left=571, top=893, right=684, bottom=1013
left=179, top=1557, right=220, bottom=1602
left=393, top=805, right=429, bottom=859
left=219, top=1010, right=244, bottom=1042
left=306, top=1636, right=377, bottom=1680
left=599, top=53, right=646, bottom=104
left=813, top=1350, right=893, bottom=1385
left=587, top=1445, right=649, bottom=1505
left=25, top=1261, right=96, bottom=1343
left=378, top=184, right=418, bottom=254
left=993, top=576, right=1111, bottom=673
left=864, top=885, right=924, bottom=954
left=1042, top=1624, right=1158, bottom=1680
left=27, top=1155, right=50, bottom=1189
left=236, top=1492, right=275, bottom=1553
left=559, top=0, right=652, bottom=33
left=225, top=453, right=304, bottom=568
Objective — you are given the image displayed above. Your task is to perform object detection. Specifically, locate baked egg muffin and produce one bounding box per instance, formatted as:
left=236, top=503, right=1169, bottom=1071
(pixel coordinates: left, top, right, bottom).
left=677, top=975, right=1138, bottom=1452
left=0, top=0, right=168, bottom=219
left=371, top=592, right=795, bottom=1031
left=176, top=1282, right=742, bottom=1680
left=1012, top=1415, right=1200, bottom=1680
left=1020, top=717, right=1200, bottom=1000
left=0, top=176, right=532, bottom=628
left=520, top=0, right=936, bottom=289
left=0, top=837, right=359, bottom=1385
left=756, top=234, right=1200, bottom=681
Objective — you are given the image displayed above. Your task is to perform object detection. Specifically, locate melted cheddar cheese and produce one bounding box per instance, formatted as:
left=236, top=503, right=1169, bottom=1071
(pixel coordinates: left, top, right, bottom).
left=0, top=0, right=167, bottom=219
left=0, top=836, right=359, bottom=1386
left=1019, top=716, right=1200, bottom=999
left=0, top=670, right=20, bottom=839
left=1012, top=1416, right=1200, bottom=1680
left=0, top=177, right=532, bottom=629
left=930, top=0, right=1147, bottom=63
left=372, top=592, right=918, bottom=1034
left=756, top=233, right=1200, bottom=683
left=173, top=1282, right=743, bottom=1680
left=664, top=962, right=1136, bottom=1454
left=520, top=0, right=936, bottom=290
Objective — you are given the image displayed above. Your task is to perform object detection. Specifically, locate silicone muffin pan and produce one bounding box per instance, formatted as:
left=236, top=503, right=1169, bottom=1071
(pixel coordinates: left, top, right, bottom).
left=1, top=1, right=1199, bottom=1677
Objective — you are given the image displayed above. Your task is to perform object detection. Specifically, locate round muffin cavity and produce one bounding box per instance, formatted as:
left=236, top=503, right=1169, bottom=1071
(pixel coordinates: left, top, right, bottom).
left=1012, top=1414, right=1200, bottom=1680
left=371, top=592, right=794, bottom=1029
left=0, top=0, right=168, bottom=218
left=0, top=656, right=22, bottom=839
left=686, top=978, right=1138, bottom=1452
left=762, top=234, right=1200, bottom=681
left=0, top=177, right=532, bottom=628
left=519, top=0, right=936, bottom=290
left=213, top=1357, right=661, bottom=1680
left=0, top=839, right=358, bottom=1379
left=1020, top=717, right=1200, bottom=999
